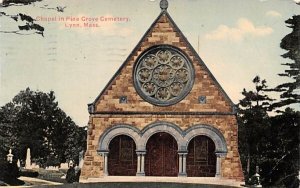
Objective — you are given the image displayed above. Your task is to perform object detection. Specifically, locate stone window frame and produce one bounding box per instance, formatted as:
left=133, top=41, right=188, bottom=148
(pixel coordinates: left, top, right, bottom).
left=133, top=45, right=195, bottom=106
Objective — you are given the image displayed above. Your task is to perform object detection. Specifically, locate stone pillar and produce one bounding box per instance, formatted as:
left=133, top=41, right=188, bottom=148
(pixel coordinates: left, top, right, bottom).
left=103, top=152, right=109, bottom=176
left=137, top=154, right=141, bottom=173
left=182, top=153, right=187, bottom=175
left=215, top=156, right=221, bottom=177
left=141, top=154, right=145, bottom=174
left=178, top=154, right=182, bottom=174
left=178, top=151, right=187, bottom=177
left=215, top=152, right=226, bottom=178
left=136, top=150, right=146, bottom=176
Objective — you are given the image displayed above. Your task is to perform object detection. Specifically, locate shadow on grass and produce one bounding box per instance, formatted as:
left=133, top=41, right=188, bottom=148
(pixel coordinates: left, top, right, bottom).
left=38, top=182, right=238, bottom=188
left=1, top=178, right=26, bottom=186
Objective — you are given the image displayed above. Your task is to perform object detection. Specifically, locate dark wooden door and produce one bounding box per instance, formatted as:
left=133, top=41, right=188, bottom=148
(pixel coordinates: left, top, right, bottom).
left=145, top=132, right=178, bottom=176
left=186, top=135, right=216, bottom=177
left=108, top=135, right=137, bottom=176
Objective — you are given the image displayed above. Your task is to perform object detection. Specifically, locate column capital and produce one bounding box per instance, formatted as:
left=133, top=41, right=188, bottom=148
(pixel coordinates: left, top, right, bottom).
left=178, top=150, right=188, bottom=154
left=136, top=150, right=146, bottom=155
left=97, top=150, right=109, bottom=156
left=215, top=152, right=226, bottom=158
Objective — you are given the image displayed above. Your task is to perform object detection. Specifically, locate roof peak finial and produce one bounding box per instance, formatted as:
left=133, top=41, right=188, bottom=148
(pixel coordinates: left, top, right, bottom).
left=160, top=0, right=168, bottom=11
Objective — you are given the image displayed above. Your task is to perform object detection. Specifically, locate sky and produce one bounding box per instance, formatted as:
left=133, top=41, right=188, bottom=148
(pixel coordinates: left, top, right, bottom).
left=0, top=0, right=299, bottom=126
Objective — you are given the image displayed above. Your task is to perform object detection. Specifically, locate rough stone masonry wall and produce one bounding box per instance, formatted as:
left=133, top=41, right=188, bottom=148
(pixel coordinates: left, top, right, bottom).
left=94, top=13, right=233, bottom=113
left=80, top=115, right=244, bottom=181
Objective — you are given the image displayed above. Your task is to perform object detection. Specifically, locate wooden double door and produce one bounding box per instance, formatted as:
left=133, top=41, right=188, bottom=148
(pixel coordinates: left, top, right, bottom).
left=145, top=132, right=178, bottom=176
left=186, top=135, right=216, bottom=177
left=108, top=135, right=137, bottom=176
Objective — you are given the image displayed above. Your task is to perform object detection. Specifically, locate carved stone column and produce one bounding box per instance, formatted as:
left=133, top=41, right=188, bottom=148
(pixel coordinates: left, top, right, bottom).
left=178, top=154, right=182, bottom=174
left=137, top=154, right=141, bottom=174
left=141, top=153, right=145, bottom=174
left=182, top=153, right=187, bottom=175
left=103, top=152, right=109, bottom=176
left=178, top=151, right=187, bottom=177
left=215, top=152, right=226, bottom=177
left=136, top=150, right=146, bottom=176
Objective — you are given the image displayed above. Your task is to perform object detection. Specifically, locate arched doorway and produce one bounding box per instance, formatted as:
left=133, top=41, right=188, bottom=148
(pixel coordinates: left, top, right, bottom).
left=186, top=135, right=216, bottom=177
left=145, top=132, right=178, bottom=176
left=108, top=135, right=137, bottom=176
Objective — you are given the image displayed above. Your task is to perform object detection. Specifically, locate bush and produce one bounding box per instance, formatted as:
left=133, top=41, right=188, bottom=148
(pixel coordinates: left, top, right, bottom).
left=45, top=155, right=60, bottom=167
left=20, top=170, right=39, bottom=177
left=66, top=166, right=76, bottom=183
left=0, top=160, right=20, bottom=180
left=0, top=160, right=24, bottom=186
left=0, top=160, right=6, bottom=180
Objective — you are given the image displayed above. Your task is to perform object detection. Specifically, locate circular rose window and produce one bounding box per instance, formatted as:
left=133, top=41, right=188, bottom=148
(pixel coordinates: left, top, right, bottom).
left=133, top=45, right=194, bottom=106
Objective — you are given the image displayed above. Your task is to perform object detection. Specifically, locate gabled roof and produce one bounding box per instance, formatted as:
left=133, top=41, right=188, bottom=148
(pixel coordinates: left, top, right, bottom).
left=88, top=8, right=236, bottom=114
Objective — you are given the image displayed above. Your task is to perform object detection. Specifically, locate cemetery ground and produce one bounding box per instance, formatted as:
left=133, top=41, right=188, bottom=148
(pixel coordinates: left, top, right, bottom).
left=2, top=175, right=245, bottom=188
left=0, top=158, right=244, bottom=187
left=0, top=161, right=244, bottom=187
left=0, top=166, right=68, bottom=187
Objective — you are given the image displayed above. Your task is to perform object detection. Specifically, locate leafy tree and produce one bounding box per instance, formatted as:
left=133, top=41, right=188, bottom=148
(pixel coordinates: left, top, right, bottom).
left=260, top=108, right=299, bottom=187
left=0, top=102, right=19, bottom=161
left=0, top=88, right=86, bottom=167
left=0, top=0, right=66, bottom=36
left=270, top=15, right=300, bottom=109
left=237, top=76, right=274, bottom=183
left=238, top=76, right=299, bottom=187
left=0, top=0, right=44, bottom=35
left=64, top=125, right=87, bottom=164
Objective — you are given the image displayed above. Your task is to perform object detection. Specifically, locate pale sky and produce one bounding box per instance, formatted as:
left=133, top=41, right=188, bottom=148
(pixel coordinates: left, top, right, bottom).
left=0, top=0, right=299, bottom=126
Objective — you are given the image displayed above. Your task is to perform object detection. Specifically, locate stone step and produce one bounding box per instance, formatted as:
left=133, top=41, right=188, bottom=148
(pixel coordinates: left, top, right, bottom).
left=81, top=176, right=245, bottom=187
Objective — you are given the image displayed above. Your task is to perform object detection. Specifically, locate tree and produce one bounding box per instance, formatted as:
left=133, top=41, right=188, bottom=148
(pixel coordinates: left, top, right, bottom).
left=270, top=15, right=300, bottom=109
left=238, top=76, right=299, bottom=187
left=238, top=12, right=300, bottom=188
left=64, top=125, right=87, bottom=164
left=0, top=0, right=66, bottom=36
left=0, top=102, right=19, bottom=161
left=260, top=108, right=299, bottom=187
left=0, top=88, right=86, bottom=166
left=237, top=76, right=274, bottom=183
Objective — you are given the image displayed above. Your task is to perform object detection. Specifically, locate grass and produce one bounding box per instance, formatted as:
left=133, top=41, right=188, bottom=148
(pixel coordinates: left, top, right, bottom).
left=33, top=168, right=66, bottom=183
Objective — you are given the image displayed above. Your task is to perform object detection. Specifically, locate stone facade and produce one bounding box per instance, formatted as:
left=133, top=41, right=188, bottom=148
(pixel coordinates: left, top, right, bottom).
left=80, top=7, right=244, bottom=181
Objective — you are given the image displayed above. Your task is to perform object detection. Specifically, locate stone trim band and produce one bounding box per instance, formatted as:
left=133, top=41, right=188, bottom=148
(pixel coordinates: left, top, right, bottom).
left=91, top=111, right=236, bottom=115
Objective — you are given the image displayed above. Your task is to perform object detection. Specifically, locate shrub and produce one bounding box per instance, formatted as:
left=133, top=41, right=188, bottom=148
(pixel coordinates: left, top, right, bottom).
left=0, top=160, right=24, bottom=186
left=20, top=170, right=39, bottom=177
left=0, top=160, right=20, bottom=180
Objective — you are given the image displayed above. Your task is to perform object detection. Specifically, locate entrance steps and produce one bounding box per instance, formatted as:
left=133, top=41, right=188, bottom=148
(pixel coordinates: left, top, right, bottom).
left=80, top=176, right=244, bottom=187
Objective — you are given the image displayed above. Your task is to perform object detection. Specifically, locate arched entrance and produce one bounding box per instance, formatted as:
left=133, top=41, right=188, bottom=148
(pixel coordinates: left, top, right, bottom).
left=145, top=132, right=178, bottom=176
left=108, top=135, right=137, bottom=176
left=186, top=135, right=216, bottom=177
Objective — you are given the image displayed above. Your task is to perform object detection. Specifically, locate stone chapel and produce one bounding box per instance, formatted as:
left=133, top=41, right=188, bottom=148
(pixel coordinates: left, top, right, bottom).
left=81, top=0, right=244, bottom=181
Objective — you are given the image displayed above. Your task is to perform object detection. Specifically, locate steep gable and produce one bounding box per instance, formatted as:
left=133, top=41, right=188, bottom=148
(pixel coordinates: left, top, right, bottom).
left=89, top=11, right=235, bottom=114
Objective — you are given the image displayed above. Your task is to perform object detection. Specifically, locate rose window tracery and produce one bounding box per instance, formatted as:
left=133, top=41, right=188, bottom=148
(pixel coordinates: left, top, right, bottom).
left=134, top=46, right=194, bottom=106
